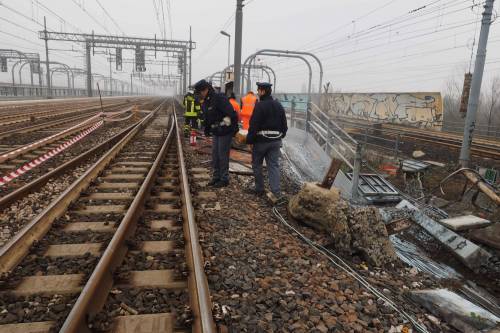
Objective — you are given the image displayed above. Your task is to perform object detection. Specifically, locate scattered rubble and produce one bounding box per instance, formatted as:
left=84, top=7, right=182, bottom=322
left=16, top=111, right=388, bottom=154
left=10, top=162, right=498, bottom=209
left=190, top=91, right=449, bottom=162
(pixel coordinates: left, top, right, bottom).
left=412, top=150, right=426, bottom=159
left=185, top=144, right=456, bottom=333
left=288, top=182, right=398, bottom=266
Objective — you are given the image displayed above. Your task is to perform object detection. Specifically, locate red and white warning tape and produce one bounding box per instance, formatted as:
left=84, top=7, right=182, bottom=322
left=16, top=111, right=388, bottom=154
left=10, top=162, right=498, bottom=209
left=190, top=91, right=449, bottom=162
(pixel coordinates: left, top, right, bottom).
left=0, top=120, right=104, bottom=187
left=0, top=113, right=103, bottom=162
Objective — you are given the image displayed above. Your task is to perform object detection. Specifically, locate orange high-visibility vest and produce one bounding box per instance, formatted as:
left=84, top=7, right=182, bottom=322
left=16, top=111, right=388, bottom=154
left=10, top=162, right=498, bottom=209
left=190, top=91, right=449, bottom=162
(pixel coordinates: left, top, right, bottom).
left=229, top=98, right=240, bottom=113
left=240, top=93, right=257, bottom=130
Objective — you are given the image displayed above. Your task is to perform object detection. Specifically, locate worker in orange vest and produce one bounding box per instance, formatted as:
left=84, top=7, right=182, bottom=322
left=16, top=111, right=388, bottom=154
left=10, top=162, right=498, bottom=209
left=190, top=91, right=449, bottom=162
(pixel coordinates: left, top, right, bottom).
left=229, top=93, right=241, bottom=114
left=240, top=90, right=257, bottom=130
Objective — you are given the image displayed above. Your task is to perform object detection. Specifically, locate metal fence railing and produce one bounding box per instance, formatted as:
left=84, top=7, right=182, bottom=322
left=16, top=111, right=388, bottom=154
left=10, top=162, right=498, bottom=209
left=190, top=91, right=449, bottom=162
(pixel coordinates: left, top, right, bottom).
left=0, top=82, right=139, bottom=99
left=330, top=116, right=404, bottom=159
left=275, top=95, right=362, bottom=199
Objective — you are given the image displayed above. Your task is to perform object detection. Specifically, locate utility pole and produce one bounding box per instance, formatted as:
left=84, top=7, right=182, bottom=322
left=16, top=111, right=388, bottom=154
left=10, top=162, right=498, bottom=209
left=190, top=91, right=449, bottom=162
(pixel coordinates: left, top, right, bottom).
left=43, top=17, right=51, bottom=98
left=183, top=49, right=188, bottom=94
left=108, top=55, right=112, bottom=95
left=233, top=0, right=244, bottom=98
left=86, top=42, right=93, bottom=97
left=459, top=0, right=495, bottom=167
left=189, top=26, right=193, bottom=88
left=130, top=73, right=133, bottom=95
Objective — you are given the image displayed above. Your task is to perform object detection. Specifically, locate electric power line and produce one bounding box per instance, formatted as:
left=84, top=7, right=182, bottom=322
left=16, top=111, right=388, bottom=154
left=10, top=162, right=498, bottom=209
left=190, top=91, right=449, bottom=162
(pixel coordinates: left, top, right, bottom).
left=71, top=0, right=112, bottom=33
left=95, top=0, right=125, bottom=35
left=159, top=0, right=167, bottom=39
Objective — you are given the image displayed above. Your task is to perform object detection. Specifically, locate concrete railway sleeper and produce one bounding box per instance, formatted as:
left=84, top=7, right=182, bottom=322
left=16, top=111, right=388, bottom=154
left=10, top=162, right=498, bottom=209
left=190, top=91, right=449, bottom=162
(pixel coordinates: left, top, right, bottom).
left=0, top=99, right=215, bottom=332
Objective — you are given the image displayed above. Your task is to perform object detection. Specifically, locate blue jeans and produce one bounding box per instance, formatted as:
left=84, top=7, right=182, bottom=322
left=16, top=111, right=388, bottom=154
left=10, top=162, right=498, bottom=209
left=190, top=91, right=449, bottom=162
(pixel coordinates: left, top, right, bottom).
left=252, top=140, right=282, bottom=195
left=212, top=134, right=233, bottom=182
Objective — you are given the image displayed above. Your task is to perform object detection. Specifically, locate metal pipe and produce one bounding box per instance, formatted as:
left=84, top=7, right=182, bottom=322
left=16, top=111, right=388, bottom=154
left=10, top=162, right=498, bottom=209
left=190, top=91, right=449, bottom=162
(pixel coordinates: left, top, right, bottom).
left=11, top=60, right=23, bottom=96
left=243, top=49, right=323, bottom=94
left=222, top=63, right=277, bottom=92
left=255, top=49, right=323, bottom=94
left=18, top=61, right=34, bottom=86
left=256, top=53, right=312, bottom=131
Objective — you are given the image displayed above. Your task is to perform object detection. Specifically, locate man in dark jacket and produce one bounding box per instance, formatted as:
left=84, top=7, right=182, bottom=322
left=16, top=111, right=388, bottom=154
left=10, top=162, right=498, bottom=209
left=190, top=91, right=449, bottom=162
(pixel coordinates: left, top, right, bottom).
left=246, top=82, right=288, bottom=197
left=194, top=79, right=238, bottom=187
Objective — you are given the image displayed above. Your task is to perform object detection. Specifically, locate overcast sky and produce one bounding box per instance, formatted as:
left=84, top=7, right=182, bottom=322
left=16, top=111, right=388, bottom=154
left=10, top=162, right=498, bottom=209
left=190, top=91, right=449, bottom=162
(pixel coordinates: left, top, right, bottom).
left=1, top=0, right=499, bottom=93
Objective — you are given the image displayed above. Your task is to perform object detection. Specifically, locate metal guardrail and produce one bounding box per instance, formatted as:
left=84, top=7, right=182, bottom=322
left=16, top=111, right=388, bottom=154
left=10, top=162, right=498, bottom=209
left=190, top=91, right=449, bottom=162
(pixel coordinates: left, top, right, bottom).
left=0, top=82, right=140, bottom=98
left=277, top=96, right=362, bottom=199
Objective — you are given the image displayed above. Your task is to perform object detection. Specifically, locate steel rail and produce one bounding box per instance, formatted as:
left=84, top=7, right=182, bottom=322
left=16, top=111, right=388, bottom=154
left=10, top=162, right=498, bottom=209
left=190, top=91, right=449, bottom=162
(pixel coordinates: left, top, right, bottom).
left=333, top=116, right=500, bottom=159
left=60, top=101, right=172, bottom=332
left=0, top=112, right=99, bottom=139
left=0, top=102, right=162, bottom=273
left=0, top=119, right=140, bottom=210
left=0, top=101, right=128, bottom=122
left=173, top=107, right=216, bottom=333
left=0, top=113, right=106, bottom=164
left=0, top=102, right=133, bottom=138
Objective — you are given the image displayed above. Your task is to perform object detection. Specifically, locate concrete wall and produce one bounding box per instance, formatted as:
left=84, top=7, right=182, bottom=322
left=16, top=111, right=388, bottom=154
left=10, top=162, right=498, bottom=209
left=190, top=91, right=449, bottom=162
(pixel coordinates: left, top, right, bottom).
left=321, top=92, right=443, bottom=129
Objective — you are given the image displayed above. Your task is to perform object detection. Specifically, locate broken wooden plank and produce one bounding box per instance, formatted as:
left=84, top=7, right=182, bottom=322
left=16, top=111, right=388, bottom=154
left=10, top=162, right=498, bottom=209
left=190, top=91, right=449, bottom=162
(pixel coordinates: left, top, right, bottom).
left=320, top=158, right=343, bottom=189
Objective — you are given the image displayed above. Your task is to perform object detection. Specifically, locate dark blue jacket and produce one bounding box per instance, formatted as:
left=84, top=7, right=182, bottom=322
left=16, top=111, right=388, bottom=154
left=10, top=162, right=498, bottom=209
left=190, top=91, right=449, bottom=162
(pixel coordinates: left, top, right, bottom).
left=203, top=90, right=238, bottom=136
left=247, top=94, right=288, bottom=144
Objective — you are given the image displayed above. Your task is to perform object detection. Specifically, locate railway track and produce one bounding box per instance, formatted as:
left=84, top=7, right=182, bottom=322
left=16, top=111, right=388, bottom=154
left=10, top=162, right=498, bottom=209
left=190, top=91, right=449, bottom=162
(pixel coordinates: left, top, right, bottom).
left=0, top=99, right=215, bottom=332
left=0, top=101, right=154, bottom=194
left=0, top=99, right=141, bottom=132
left=334, top=116, right=500, bottom=160
left=0, top=102, right=141, bottom=142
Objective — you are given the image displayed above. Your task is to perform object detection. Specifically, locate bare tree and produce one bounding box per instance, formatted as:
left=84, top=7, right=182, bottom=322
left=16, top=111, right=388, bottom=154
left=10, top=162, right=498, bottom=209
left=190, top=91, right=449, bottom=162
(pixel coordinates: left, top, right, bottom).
left=483, top=76, right=500, bottom=136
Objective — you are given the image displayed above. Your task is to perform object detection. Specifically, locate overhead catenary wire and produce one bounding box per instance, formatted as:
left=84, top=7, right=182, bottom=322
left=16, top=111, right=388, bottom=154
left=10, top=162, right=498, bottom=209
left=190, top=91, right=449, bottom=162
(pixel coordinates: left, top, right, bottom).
left=0, top=2, right=127, bottom=85
left=159, top=0, right=167, bottom=39
left=197, top=0, right=257, bottom=65
left=264, top=0, right=492, bottom=92
left=0, top=16, right=38, bottom=33
left=273, top=16, right=486, bottom=76
left=303, top=0, right=471, bottom=53
left=296, top=0, right=403, bottom=51
left=95, top=0, right=125, bottom=35
left=165, top=0, right=173, bottom=39
left=71, top=0, right=112, bottom=33
left=152, top=0, right=164, bottom=39
left=264, top=0, right=480, bottom=70
left=264, top=0, right=477, bottom=72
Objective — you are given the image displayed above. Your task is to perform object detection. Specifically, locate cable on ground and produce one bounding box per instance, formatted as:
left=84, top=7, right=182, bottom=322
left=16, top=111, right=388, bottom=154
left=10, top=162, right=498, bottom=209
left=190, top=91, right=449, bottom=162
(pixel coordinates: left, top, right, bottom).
left=271, top=200, right=431, bottom=333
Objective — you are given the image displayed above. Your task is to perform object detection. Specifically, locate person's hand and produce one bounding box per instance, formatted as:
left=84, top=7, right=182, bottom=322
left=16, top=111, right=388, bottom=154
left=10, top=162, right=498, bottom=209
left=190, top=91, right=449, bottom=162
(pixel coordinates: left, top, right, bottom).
left=222, top=116, right=231, bottom=126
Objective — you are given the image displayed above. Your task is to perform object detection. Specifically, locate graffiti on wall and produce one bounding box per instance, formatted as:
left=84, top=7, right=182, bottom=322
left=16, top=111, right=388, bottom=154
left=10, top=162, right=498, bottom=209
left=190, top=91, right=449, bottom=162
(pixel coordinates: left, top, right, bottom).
left=323, top=93, right=443, bottom=128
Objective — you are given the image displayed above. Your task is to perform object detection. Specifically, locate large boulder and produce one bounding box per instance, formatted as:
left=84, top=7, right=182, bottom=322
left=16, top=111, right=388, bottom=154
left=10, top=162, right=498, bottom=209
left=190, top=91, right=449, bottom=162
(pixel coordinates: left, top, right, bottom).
left=288, top=182, right=398, bottom=266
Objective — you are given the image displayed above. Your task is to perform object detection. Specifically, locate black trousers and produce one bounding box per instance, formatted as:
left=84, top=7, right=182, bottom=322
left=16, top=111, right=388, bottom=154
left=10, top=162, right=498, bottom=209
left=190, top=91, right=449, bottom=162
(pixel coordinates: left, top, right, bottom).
left=212, top=134, right=232, bottom=182
left=184, top=116, right=198, bottom=129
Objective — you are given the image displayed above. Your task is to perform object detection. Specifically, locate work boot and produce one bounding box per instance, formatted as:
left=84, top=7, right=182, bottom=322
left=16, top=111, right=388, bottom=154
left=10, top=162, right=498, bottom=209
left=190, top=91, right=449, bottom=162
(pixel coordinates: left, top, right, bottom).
left=214, top=180, right=229, bottom=188
left=207, top=179, right=220, bottom=186
left=266, top=192, right=282, bottom=205
left=245, top=188, right=265, bottom=196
